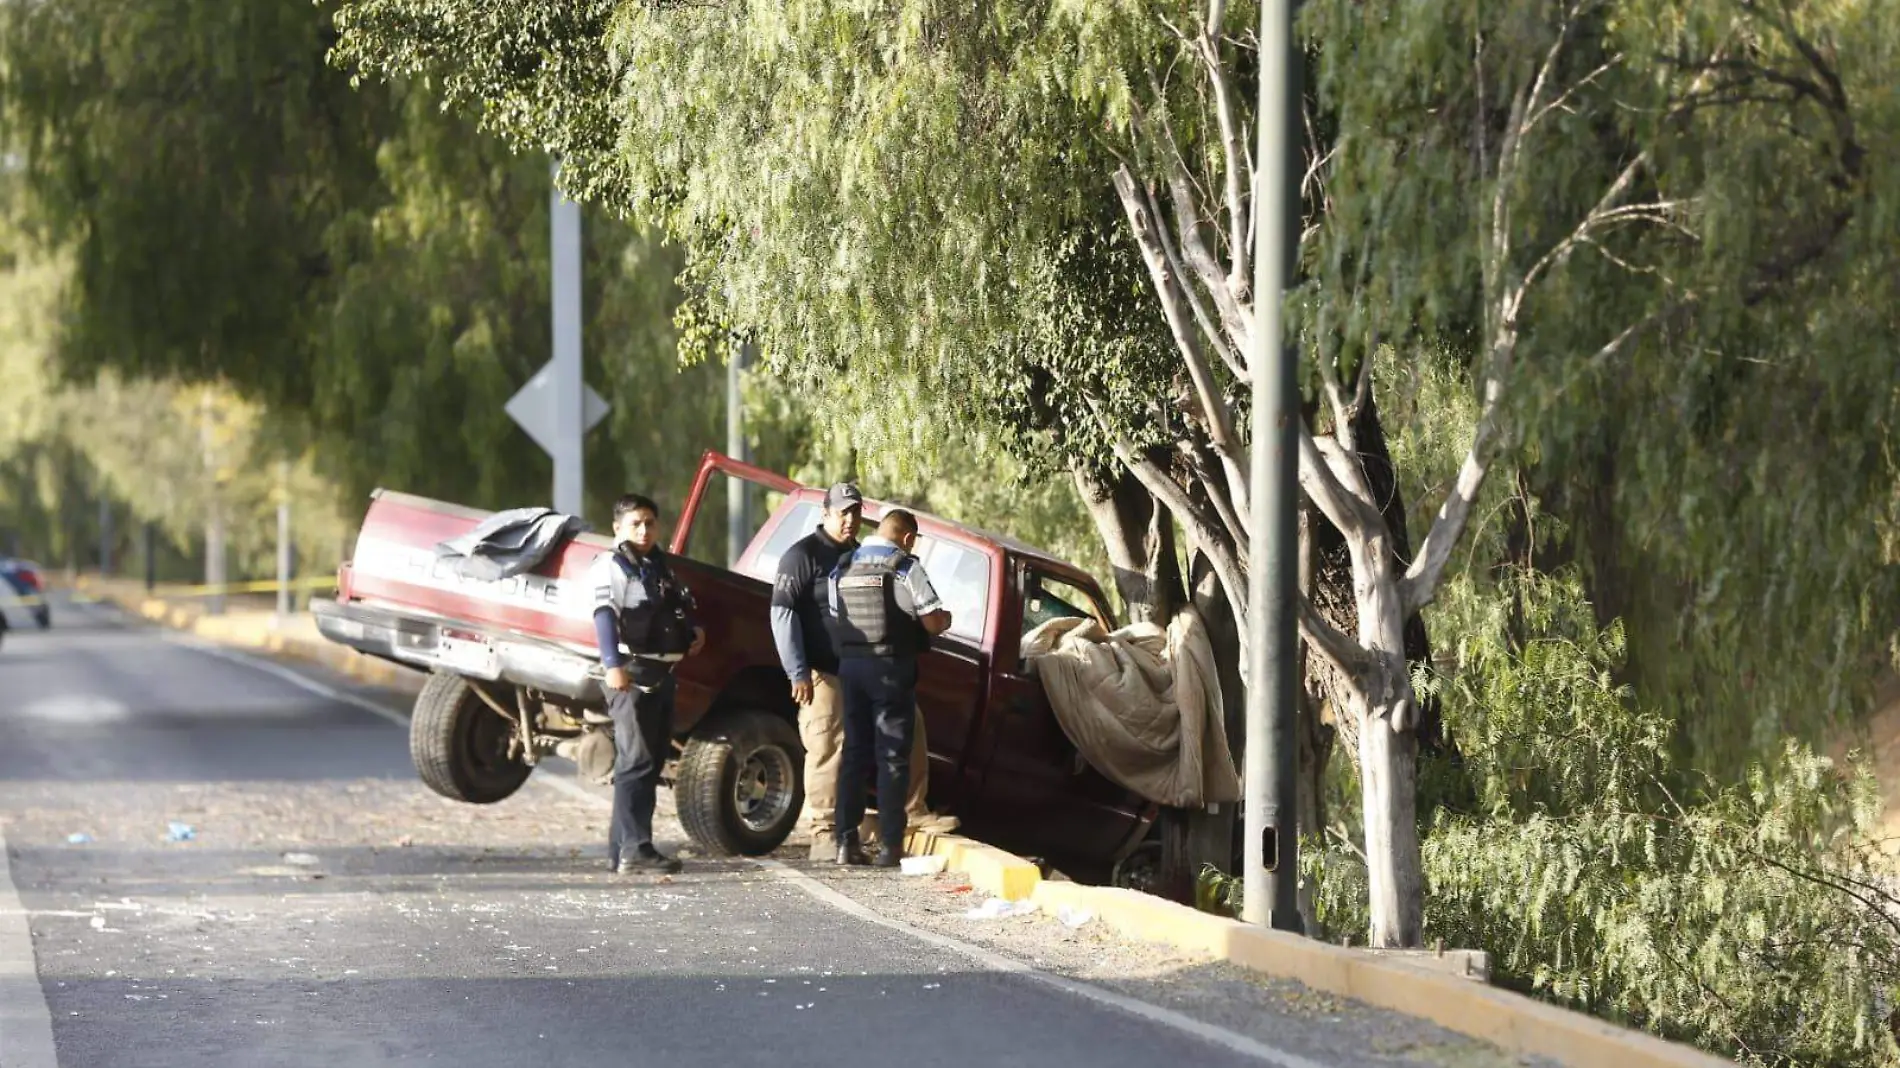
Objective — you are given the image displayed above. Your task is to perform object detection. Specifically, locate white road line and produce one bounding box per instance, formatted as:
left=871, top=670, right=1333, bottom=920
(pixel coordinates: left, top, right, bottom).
left=160, top=635, right=409, bottom=728
left=130, top=628, right=1318, bottom=1065
left=531, top=771, right=606, bottom=807
left=0, top=830, right=60, bottom=1068
left=760, top=859, right=1326, bottom=1068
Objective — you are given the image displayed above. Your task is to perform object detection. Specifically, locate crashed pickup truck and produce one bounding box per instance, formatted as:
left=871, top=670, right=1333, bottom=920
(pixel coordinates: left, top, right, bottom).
left=313, top=451, right=1163, bottom=882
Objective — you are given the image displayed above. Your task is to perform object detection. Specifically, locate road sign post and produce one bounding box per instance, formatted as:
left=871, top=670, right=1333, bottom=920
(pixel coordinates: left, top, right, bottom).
left=507, top=163, right=611, bottom=518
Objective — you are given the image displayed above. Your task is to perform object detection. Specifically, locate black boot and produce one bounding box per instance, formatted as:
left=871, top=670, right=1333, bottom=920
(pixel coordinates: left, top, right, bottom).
left=835, top=832, right=871, bottom=866
left=617, top=845, right=682, bottom=875
left=873, top=843, right=902, bottom=869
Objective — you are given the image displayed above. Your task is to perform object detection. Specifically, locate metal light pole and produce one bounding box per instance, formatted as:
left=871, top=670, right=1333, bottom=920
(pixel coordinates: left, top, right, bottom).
left=1242, top=0, right=1304, bottom=931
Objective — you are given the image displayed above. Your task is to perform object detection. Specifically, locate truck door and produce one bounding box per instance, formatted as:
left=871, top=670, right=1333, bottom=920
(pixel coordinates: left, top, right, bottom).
left=969, top=563, right=1148, bottom=878
left=906, top=534, right=993, bottom=814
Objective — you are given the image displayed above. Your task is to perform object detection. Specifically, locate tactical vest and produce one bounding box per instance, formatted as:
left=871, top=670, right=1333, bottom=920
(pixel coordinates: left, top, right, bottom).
left=614, top=545, right=695, bottom=657
left=833, top=550, right=920, bottom=659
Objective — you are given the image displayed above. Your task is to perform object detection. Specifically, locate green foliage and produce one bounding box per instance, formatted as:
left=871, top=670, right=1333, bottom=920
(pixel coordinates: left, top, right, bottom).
left=0, top=0, right=724, bottom=531
left=1306, top=569, right=1900, bottom=1066
left=1304, top=0, right=1900, bottom=762
left=332, top=0, right=1191, bottom=477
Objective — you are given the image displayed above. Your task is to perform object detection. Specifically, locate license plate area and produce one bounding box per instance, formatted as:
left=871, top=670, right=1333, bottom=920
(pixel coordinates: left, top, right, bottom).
left=435, top=631, right=501, bottom=679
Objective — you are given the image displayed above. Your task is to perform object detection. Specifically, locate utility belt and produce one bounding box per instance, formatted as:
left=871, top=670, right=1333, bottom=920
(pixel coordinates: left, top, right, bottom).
left=605, top=649, right=684, bottom=693
left=840, top=641, right=916, bottom=660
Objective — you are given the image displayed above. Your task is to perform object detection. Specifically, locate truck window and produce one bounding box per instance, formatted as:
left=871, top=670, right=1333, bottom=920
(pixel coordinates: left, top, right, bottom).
left=1023, top=572, right=1109, bottom=634
left=744, top=500, right=821, bottom=582
left=911, top=536, right=990, bottom=642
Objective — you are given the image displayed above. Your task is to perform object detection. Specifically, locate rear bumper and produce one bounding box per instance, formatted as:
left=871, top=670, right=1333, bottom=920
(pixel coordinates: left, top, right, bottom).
left=312, top=599, right=603, bottom=702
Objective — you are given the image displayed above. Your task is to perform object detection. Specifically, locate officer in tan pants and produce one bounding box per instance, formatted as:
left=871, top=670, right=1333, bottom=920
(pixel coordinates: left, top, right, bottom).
left=771, top=483, right=956, bottom=859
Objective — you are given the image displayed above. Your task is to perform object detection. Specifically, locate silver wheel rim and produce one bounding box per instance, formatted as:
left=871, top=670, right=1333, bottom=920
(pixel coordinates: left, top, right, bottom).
left=733, top=744, right=797, bottom=833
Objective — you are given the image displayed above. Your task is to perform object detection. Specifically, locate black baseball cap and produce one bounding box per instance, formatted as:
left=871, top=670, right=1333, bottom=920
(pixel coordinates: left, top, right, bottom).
left=824, top=482, right=864, bottom=511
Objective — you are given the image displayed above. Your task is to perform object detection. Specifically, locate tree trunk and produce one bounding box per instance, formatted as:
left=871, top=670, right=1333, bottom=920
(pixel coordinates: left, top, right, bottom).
left=1353, top=559, right=1424, bottom=948
left=1295, top=505, right=1334, bottom=929
left=1074, top=460, right=1184, bottom=624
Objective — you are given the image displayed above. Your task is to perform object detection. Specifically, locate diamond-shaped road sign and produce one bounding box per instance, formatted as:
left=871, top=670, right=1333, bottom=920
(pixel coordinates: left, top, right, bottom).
left=504, top=361, right=610, bottom=455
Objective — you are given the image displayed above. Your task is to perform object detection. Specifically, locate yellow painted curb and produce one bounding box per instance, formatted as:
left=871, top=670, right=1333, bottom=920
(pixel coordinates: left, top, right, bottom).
left=909, top=833, right=1041, bottom=901
left=899, top=822, right=1723, bottom=1068
left=1024, top=878, right=1727, bottom=1068
left=1030, top=882, right=1236, bottom=956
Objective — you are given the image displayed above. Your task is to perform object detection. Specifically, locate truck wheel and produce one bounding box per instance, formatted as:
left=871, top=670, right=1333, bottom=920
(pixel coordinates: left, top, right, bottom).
left=410, top=672, right=532, bottom=804
left=675, top=709, right=804, bottom=857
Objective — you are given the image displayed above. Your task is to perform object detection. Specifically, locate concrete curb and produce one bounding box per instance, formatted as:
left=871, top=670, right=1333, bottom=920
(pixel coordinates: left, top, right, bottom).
left=906, top=838, right=1728, bottom=1068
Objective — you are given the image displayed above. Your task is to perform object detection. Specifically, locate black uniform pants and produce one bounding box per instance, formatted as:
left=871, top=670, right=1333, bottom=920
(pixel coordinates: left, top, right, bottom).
left=834, top=655, right=918, bottom=853
left=606, top=672, right=674, bottom=864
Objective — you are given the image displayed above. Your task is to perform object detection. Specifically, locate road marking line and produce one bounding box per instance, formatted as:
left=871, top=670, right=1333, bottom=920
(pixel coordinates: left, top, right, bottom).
left=759, top=859, right=1326, bottom=1068
left=160, top=635, right=409, bottom=728
left=532, top=772, right=605, bottom=807
left=0, top=830, right=60, bottom=1068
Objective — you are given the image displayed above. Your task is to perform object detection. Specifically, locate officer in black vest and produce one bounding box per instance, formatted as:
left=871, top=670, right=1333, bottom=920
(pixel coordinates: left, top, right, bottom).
left=827, top=508, right=953, bottom=867
left=589, top=493, right=705, bottom=875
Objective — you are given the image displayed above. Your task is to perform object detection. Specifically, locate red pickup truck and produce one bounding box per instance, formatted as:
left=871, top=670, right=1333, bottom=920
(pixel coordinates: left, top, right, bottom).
left=313, top=452, right=1162, bottom=883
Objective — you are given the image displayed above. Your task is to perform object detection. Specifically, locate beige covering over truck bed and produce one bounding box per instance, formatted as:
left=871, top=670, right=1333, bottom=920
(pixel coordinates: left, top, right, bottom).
left=1023, top=607, right=1241, bottom=808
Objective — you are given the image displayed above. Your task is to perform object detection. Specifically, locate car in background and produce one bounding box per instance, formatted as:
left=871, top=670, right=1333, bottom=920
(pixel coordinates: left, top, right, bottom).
left=0, top=557, right=51, bottom=629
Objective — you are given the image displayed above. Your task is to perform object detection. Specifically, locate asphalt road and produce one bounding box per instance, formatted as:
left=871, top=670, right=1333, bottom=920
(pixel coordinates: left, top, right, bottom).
left=0, top=596, right=1479, bottom=1068
left=0, top=597, right=1257, bottom=1068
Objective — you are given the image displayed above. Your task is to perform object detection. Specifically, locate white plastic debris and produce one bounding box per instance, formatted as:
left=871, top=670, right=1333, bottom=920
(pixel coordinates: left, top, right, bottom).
left=281, top=853, right=321, bottom=867
left=1057, top=904, right=1096, bottom=929
left=67, top=833, right=93, bottom=845
left=900, top=855, right=948, bottom=876
left=963, top=897, right=1039, bottom=920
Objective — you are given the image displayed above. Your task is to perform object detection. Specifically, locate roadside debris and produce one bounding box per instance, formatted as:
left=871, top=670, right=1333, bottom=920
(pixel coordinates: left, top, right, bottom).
left=964, top=897, right=1038, bottom=920
left=282, top=853, right=321, bottom=867
left=1057, top=904, right=1096, bottom=929
left=66, top=832, right=92, bottom=844
left=165, top=822, right=196, bottom=842
left=900, top=855, right=947, bottom=876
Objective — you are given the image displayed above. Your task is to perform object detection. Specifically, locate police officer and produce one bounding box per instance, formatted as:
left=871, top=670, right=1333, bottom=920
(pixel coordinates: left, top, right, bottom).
left=828, top=509, right=953, bottom=867
left=589, top=493, right=705, bottom=875
left=771, top=483, right=953, bottom=860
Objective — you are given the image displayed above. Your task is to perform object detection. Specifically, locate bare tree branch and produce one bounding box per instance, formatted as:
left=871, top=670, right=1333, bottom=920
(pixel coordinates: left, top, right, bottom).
left=1401, top=370, right=1504, bottom=613
left=1299, top=423, right=1378, bottom=541
left=1166, top=170, right=1254, bottom=352
left=1154, top=178, right=1250, bottom=379
left=1300, top=591, right=1372, bottom=687
left=1114, top=165, right=1247, bottom=495
left=1137, top=80, right=1254, bottom=357
left=1197, top=0, right=1252, bottom=300
left=1525, top=53, right=1624, bottom=133
left=1106, top=427, right=1251, bottom=622
left=1182, top=436, right=1251, bottom=552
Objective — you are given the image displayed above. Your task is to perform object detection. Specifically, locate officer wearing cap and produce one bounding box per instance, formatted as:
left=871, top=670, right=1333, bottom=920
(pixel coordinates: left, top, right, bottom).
left=827, top=508, right=953, bottom=867
left=770, top=483, right=952, bottom=860
left=590, top=493, right=705, bottom=875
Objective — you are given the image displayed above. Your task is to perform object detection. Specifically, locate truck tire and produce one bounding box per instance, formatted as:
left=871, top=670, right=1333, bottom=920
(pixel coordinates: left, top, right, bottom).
left=410, top=672, right=532, bottom=804
left=675, top=709, right=804, bottom=857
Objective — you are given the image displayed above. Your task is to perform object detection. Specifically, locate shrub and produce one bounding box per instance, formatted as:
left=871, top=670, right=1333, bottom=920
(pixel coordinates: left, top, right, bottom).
left=1302, top=571, right=1900, bottom=1066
